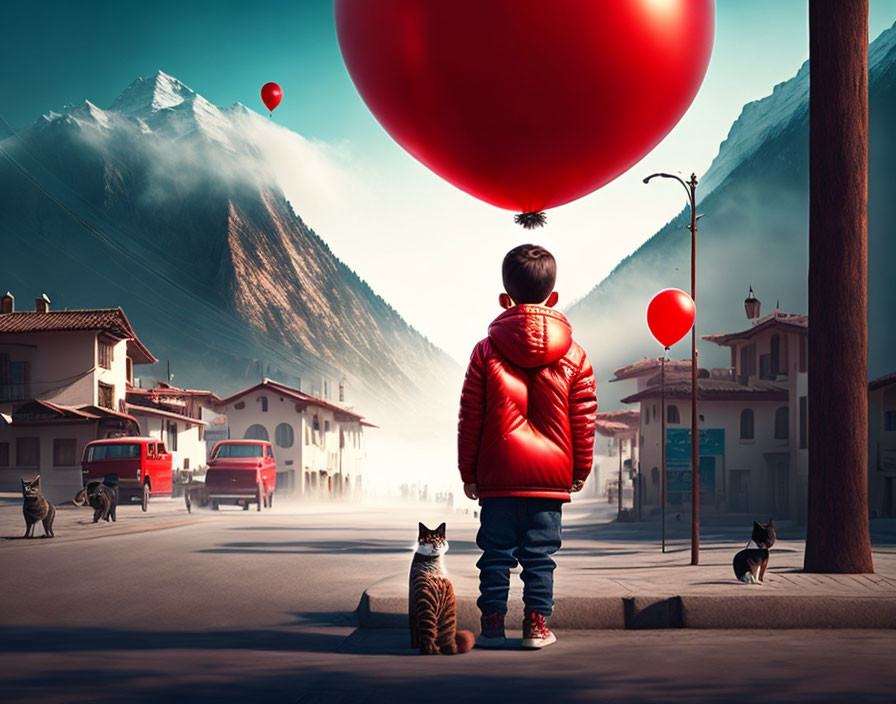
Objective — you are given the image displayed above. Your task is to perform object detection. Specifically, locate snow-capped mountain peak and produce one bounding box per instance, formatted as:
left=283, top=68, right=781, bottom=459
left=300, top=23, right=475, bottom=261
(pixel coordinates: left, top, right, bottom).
left=109, top=70, right=195, bottom=116
left=699, top=20, right=896, bottom=202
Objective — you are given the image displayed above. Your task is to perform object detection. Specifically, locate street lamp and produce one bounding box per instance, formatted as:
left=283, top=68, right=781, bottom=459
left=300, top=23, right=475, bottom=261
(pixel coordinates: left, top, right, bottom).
left=644, top=171, right=701, bottom=566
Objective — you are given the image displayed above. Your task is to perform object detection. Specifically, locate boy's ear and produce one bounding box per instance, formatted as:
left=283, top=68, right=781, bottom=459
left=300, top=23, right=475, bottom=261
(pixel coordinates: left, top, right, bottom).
left=544, top=291, right=559, bottom=308
left=498, top=293, right=513, bottom=310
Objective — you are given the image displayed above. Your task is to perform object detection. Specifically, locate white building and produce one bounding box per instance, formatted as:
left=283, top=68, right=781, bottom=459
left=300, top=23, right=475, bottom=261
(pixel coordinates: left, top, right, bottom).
left=617, top=291, right=809, bottom=522
left=0, top=293, right=156, bottom=502
left=126, top=382, right=221, bottom=482
left=217, top=379, right=374, bottom=497
left=869, top=372, right=896, bottom=517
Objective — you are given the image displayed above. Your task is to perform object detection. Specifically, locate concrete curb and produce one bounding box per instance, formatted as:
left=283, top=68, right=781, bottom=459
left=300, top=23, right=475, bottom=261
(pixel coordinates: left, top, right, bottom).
left=357, top=587, right=896, bottom=630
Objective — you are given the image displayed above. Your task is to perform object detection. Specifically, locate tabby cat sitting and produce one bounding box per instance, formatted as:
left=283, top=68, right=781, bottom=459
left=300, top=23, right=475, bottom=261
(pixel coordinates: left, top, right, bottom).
left=408, top=522, right=474, bottom=655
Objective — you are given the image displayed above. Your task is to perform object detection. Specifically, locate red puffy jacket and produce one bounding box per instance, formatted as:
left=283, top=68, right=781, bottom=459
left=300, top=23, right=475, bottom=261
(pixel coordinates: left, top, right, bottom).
left=458, top=304, right=597, bottom=501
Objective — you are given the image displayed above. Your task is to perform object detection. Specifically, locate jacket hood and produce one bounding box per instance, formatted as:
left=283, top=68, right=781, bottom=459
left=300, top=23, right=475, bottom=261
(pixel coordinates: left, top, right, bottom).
left=488, top=305, right=573, bottom=368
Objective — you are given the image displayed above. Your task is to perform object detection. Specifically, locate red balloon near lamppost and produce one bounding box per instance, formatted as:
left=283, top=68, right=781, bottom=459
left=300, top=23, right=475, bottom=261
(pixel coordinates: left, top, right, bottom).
left=261, top=82, right=283, bottom=116
left=647, top=288, right=696, bottom=350
left=334, top=0, right=714, bottom=227
left=646, top=287, right=695, bottom=555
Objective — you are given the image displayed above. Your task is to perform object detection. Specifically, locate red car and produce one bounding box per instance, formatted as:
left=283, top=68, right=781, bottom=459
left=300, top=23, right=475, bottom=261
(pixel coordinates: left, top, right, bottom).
left=81, top=437, right=173, bottom=511
left=205, top=440, right=276, bottom=511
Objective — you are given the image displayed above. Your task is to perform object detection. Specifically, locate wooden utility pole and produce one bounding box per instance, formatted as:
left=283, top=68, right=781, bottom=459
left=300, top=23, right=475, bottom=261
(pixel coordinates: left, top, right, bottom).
left=804, top=0, right=874, bottom=573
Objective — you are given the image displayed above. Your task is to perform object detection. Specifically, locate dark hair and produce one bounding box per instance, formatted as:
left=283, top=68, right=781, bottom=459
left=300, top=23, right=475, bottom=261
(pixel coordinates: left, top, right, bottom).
left=502, top=244, right=556, bottom=304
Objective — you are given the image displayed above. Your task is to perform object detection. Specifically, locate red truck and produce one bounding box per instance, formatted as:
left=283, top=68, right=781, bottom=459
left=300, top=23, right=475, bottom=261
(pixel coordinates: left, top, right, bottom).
left=205, top=440, right=277, bottom=511
left=81, top=437, right=173, bottom=511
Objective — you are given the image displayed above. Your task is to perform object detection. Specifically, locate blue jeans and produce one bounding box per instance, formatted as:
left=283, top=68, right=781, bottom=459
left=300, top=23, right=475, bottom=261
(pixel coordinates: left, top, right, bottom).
left=476, top=497, right=563, bottom=617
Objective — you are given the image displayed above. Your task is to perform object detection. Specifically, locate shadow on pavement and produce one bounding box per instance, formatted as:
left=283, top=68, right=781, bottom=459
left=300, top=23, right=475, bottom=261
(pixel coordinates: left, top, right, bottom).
left=195, top=538, right=481, bottom=556
left=0, top=627, right=348, bottom=654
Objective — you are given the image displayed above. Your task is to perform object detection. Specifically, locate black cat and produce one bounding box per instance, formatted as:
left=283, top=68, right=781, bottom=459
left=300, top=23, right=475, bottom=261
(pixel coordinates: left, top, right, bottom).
left=22, top=476, right=55, bottom=538
left=732, top=519, right=776, bottom=584
left=88, top=474, right=119, bottom=523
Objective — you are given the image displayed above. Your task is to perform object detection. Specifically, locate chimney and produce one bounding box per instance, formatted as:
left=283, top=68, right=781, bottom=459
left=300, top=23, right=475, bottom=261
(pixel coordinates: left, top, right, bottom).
left=1, top=292, right=13, bottom=314
left=744, top=286, right=761, bottom=322
left=34, top=293, right=51, bottom=314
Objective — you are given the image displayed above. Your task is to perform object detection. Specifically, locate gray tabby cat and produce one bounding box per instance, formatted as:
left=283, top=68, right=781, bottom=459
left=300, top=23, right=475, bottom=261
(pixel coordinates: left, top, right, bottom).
left=22, top=476, right=55, bottom=538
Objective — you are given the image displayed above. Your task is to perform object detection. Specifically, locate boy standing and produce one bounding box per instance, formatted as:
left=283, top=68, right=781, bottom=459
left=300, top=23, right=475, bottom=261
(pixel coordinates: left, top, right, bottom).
left=458, top=244, right=597, bottom=649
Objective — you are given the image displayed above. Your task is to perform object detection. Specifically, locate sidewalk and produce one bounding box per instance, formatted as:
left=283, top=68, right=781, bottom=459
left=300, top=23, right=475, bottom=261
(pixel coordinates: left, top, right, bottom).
left=358, top=499, right=896, bottom=630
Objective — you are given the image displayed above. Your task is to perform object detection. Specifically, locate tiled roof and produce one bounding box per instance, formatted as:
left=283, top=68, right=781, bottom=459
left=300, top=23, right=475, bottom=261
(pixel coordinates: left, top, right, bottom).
left=595, top=410, right=640, bottom=438
left=870, top=372, right=896, bottom=391
left=218, top=378, right=371, bottom=424
left=702, top=311, right=808, bottom=347
left=0, top=308, right=157, bottom=364
left=611, top=357, right=694, bottom=382
left=620, top=379, right=788, bottom=404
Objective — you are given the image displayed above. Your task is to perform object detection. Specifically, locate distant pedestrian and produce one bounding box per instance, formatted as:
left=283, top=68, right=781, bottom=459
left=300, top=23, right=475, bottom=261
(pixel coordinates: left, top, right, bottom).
left=458, top=244, right=597, bottom=649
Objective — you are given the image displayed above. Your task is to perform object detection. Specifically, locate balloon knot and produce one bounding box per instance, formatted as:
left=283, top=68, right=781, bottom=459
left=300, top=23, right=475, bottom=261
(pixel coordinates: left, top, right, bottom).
left=514, top=211, right=547, bottom=229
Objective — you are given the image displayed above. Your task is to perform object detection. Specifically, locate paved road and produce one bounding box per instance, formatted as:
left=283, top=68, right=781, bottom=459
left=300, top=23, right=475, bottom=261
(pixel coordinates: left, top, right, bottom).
left=1, top=497, right=895, bottom=703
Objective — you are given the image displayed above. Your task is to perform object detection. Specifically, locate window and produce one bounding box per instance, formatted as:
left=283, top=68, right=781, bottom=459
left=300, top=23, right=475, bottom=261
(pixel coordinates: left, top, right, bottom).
left=651, top=467, right=659, bottom=485
left=260, top=396, right=268, bottom=412
left=667, top=405, right=680, bottom=424
left=652, top=405, right=656, bottom=420
left=774, top=407, right=789, bottom=440
left=266, top=445, right=275, bottom=459
left=312, top=414, right=321, bottom=445
left=2, top=360, right=29, bottom=401
left=213, top=443, right=264, bottom=459
left=126, top=357, right=133, bottom=383
left=98, top=341, right=114, bottom=369
left=97, top=381, right=114, bottom=409
left=305, top=426, right=311, bottom=446
left=770, top=334, right=780, bottom=377
left=146, top=443, right=157, bottom=459
left=16, top=437, right=40, bottom=466
left=53, top=438, right=77, bottom=466
left=644, top=407, right=650, bottom=425
left=275, top=422, right=294, bottom=448
left=0, top=442, right=7, bottom=466
left=157, top=443, right=167, bottom=455
left=799, top=336, right=808, bottom=373
left=886, top=411, right=896, bottom=433
left=87, top=443, right=140, bottom=461
left=324, top=420, right=331, bottom=432
left=167, top=422, right=178, bottom=452
left=244, top=424, right=269, bottom=441
left=740, top=344, right=756, bottom=383
left=339, top=382, right=345, bottom=403
left=739, top=409, right=754, bottom=440
left=799, top=396, right=807, bottom=449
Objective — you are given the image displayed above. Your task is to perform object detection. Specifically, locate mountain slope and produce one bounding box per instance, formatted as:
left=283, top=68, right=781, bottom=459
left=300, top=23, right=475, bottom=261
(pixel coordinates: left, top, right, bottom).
left=567, top=22, right=896, bottom=410
left=0, top=71, right=458, bottom=421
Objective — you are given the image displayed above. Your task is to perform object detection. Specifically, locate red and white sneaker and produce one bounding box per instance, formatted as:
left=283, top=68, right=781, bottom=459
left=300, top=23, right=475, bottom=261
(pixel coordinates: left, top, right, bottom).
left=476, top=611, right=506, bottom=649
left=521, top=611, right=557, bottom=649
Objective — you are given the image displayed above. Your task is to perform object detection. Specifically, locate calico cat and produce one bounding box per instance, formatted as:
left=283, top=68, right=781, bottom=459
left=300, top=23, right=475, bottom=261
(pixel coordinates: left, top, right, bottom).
left=408, top=522, right=475, bottom=655
left=22, top=476, right=56, bottom=538
left=732, top=519, right=776, bottom=584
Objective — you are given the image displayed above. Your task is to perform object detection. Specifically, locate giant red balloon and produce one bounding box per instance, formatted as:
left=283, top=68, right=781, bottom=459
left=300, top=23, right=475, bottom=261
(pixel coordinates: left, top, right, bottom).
left=261, top=82, right=283, bottom=113
left=647, top=289, right=695, bottom=349
left=335, top=0, right=714, bottom=214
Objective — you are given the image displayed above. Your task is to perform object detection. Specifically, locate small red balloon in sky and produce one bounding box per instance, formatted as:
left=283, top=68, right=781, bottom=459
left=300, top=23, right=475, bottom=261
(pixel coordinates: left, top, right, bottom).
left=261, top=82, right=283, bottom=113
left=335, top=0, right=714, bottom=227
left=647, top=289, right=696, bottom=349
